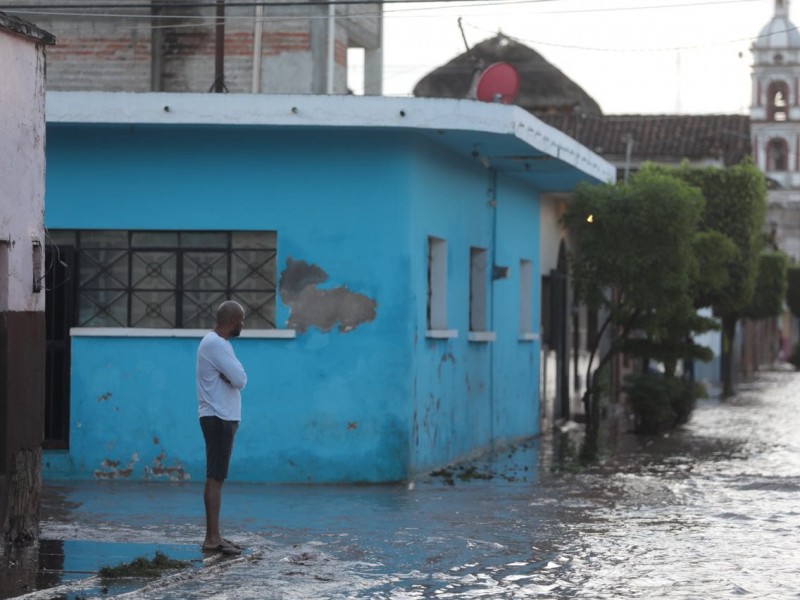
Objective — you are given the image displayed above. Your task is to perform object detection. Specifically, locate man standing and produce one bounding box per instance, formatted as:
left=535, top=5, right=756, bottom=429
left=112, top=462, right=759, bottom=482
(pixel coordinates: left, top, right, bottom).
left=197, top=300, right=247, bottom=555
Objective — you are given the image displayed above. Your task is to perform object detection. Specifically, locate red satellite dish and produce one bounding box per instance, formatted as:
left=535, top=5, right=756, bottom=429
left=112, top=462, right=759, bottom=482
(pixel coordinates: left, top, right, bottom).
left=474, top=62, right=520, bottom=105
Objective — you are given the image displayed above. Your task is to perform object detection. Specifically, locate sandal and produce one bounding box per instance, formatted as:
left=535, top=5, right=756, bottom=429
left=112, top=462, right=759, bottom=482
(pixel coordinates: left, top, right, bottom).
left=201, top=541, right=242, bottom=556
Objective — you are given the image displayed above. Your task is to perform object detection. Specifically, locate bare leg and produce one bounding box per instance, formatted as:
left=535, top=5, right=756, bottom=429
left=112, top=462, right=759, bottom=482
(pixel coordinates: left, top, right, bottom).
left=203, top=478, right=224, bottom=548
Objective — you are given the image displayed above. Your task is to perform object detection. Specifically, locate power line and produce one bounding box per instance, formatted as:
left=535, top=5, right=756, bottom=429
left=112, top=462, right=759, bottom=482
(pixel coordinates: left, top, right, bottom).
left=463, top=20, right=773, bottom=53
left=2, top=0, right=782, bottom=56
left=1, top=0, right=547, bottom=9
left=0, top=0, right=761, bottom=15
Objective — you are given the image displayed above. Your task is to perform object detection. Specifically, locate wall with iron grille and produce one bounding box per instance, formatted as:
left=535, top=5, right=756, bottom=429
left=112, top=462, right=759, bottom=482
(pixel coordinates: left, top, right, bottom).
left=42, top=120, right=552, bottom=483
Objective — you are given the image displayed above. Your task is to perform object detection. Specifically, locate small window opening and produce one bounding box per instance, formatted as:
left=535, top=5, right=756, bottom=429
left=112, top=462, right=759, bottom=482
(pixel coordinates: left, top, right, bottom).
left=469, top=247, right=487, bottom=332
left=519, top=259, right=533, bottom=335
left=767, top=138, right=789, bottom=171
left=769, top=81, right=790, bottom=121
left=427, top=236, right=447, bottom=330
left=347, top=47, right=364, bottom=96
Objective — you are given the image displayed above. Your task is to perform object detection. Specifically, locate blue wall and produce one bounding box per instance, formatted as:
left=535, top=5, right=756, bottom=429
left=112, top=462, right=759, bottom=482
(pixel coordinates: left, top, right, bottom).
left=44, top=122, right=543, bottom=483
left=407, top=143, right=541, bottom=473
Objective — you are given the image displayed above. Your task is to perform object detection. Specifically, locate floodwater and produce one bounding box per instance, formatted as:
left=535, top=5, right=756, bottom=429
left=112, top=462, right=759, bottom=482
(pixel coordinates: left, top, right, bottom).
left=23, top=370, right=800, bottom=598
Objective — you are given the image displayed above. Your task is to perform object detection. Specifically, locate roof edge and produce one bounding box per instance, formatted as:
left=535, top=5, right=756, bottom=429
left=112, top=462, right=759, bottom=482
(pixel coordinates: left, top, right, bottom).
left=0, top=11, right=55, bottom=45
left=47, top=92, right=616, bottom=184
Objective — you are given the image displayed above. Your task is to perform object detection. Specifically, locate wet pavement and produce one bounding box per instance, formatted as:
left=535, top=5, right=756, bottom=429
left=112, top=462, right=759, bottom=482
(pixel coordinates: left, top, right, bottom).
left=2, top=369, right=800, bottom=599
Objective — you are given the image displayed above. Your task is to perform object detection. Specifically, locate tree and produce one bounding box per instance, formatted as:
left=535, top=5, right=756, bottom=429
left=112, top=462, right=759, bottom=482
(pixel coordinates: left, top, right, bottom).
left=786, top=265, right=800, bottom=369
left=787, top=265, right=800, bottom=319
left=744, top=252, right=788, bottom=320
left=562, top=166, right=704, bottom=460
left=668, top=160, right=767, bottom=397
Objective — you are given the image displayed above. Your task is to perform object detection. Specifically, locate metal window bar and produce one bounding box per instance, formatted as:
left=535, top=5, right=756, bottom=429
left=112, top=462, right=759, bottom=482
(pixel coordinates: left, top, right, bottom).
left=74, top=230, right=276, bottom=328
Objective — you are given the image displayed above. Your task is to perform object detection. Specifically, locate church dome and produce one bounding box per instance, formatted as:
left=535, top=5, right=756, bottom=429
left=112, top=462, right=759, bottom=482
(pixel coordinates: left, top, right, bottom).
left=754, top=1, right=800, bottom=49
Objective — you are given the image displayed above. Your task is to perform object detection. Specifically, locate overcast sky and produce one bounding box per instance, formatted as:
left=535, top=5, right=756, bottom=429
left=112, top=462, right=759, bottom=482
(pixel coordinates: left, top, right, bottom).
left=360, top=0, right=786, bottom=114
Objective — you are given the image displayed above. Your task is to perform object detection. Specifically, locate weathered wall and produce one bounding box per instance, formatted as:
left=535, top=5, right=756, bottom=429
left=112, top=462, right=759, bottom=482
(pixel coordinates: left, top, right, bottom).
left=0, top=31, right=47, bottom=315
left=408, top=144, right=542, bottom=474
left=43, top=121, right=548, bottom=482
left=44, top=124, right=415, bottom=482
left=22, top=0, right=380, bottom=94
left=0, top=22, right=49, bottom=542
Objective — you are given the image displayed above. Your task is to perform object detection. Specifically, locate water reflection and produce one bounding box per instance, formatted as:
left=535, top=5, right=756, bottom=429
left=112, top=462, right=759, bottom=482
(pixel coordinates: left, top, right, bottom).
left=0, top=539, right=65, bottom=599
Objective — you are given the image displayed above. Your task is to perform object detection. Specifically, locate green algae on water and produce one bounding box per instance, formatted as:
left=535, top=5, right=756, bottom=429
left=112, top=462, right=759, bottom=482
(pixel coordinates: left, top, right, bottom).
left=99, top=551, right=190, bottom=579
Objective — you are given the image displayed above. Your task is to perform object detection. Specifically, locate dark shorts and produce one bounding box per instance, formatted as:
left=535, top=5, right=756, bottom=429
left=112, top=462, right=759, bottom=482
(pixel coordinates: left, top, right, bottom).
left=200, top=416, right=239, bottom=481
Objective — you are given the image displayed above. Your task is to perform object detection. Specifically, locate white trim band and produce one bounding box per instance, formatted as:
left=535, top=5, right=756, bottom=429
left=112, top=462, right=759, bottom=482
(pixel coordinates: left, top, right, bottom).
left=69, top=327, right=297, bottom=339
left=468, top=331, right=497, bottom=343
left=425, top=329, right=459, bottom=339
left=518, top=332, right=540, bottom=342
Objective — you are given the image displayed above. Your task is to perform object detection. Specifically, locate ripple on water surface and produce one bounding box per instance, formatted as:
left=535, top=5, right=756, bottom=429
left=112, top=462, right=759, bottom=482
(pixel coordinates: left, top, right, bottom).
left=36, top=371, right=800, bottom=599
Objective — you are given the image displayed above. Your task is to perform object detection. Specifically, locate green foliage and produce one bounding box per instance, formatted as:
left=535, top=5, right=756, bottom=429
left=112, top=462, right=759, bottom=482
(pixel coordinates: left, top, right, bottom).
left=670, top=159, right=767, bottom=319
left=691, top=230, right=738, bottom=309
left=564, top=166, right=703, bottom=324
left=650, top=160, right=767, bottom=397
left=564, top=165, right=710, bottom=373
left=744, top=251, right=789, bottom=320
left=786, top=266, right=800, bottom=318
left=563, top=166, right=708, bottom=455
left=99, top=551, right=190, bottom=579
left=624, top=373, right=706, bottom=435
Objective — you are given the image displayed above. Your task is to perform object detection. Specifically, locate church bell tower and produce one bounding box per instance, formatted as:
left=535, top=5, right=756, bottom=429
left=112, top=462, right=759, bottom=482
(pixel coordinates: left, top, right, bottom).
left=752, top=0, right=800, bottom=258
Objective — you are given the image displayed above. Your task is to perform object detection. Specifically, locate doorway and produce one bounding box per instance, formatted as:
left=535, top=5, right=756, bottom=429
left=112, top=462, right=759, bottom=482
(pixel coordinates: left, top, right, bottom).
left=44, top=245, right=74, bottom=449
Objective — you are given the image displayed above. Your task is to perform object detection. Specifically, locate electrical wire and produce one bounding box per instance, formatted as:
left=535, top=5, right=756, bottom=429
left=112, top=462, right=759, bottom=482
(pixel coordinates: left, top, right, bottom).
left=2, top=0, right=763, bottom=20
left=6, top=0, right=777, bottom=54
left=463, top=19, right=774, bottom=53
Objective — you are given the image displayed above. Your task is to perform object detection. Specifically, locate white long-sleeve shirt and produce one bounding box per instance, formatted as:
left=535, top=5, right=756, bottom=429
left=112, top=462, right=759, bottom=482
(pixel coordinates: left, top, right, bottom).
left=196, top=331, right=247, bottom=421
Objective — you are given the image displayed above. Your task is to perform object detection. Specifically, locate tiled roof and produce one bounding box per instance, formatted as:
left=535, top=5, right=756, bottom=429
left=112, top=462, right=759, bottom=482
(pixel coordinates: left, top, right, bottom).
left=539, top=114, right=751, bottom=166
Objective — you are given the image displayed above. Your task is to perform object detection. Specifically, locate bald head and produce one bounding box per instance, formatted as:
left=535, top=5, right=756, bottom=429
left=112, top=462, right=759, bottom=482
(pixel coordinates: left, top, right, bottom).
left=215, top=301, right=245, bottom=339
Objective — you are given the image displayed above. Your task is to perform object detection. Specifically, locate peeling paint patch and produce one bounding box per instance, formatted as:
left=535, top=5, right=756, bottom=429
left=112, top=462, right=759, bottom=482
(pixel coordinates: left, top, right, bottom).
left=94, top=453, right=139, bottom=479
left=347, top=421, right=358, bottom=430
left=97, top=392, right=113, bottom=401
left=153, top=436, right=160, bottom=445
left=279, top=258, right=377, bottom=333
left=145, top=451, right=190, bottom=481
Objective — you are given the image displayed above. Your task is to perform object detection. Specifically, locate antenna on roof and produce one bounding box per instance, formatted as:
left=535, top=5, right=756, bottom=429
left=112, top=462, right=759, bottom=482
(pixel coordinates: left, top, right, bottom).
left=459, top=17, right=485, bottom=100
left=458, top=17, right=476, bottom=62
left=459, top=19, right=519, bottom=105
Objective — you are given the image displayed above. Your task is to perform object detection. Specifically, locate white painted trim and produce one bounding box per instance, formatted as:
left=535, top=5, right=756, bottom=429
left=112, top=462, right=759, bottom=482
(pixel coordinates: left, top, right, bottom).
left=69, top=327, right=296, bottom=339
left=425, top=329, right=459, bottom=339
left=468, top=331, right=496, bottom=343
left=518, top=332, right=540, bottom=342
left=46, top=92, right=616, bottom=184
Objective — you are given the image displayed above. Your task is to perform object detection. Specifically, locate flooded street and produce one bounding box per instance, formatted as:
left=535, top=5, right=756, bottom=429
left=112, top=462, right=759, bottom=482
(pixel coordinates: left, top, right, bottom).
left=29, top=370, right=800, bottom=598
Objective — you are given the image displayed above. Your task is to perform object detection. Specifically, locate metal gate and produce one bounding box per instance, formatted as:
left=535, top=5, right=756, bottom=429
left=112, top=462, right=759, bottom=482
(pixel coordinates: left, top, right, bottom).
left=44, top=245, right=74, bottom=449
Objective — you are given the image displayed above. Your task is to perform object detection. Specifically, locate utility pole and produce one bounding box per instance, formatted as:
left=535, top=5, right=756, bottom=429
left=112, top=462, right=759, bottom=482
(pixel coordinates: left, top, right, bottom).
left=213, top=0, right=226, bottom=93
left=624, top=134, right=634, bottom=182
left=326, top=0, right=335, bottom=94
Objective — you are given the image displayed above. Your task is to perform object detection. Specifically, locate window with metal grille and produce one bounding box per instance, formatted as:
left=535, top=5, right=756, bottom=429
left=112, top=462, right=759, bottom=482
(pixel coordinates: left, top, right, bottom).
left=47, top=230, right=277, bottom=329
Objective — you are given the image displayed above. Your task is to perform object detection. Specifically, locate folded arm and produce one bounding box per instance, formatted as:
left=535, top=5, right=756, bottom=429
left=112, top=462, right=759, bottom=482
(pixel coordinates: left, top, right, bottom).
left=213, top=347, right=247, bottom=390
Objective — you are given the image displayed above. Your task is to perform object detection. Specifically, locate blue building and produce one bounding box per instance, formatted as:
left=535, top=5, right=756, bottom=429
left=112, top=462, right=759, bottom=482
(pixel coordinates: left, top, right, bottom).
left=42, top=92, right=614, bottom=483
